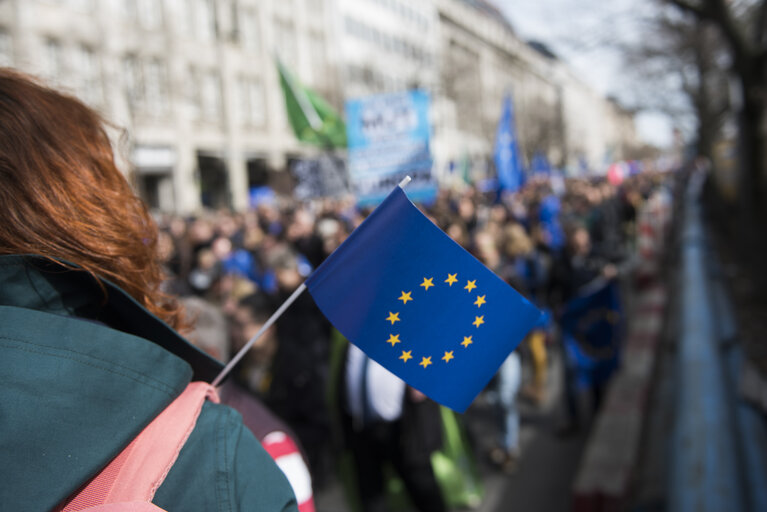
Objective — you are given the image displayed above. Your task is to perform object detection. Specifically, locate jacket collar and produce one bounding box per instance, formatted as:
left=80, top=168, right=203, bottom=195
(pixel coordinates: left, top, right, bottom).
left=0, top=254, right=222, bottom=381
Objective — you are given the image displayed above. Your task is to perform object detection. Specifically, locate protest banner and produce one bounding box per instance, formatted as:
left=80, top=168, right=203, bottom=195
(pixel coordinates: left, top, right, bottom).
left=345, top=90, right=436, bottom=205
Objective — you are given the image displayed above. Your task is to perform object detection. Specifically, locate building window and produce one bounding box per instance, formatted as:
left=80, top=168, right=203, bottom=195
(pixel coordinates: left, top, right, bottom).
left=238, top=77, right=265, bottom=128
left=194, top=0, right=216, bottom=42
left=123, top=55, right=168, bottom=118
left=123, top=55, right=141, bottom=111
left=200, top=70, right=222, bottom=123
left=239, top=8, right=259, bottom=52
left=308, top=32, right=325, bottom=87
left=0, top=30, right=12, bottom=67
left=137, top=0, right=163, bottom=29
left=43, top=38, right=63, bottom=83
left=72, top=45, right=102, bottom=106
left=274, top=19, right=297, bottom=69
left=144, top=59, right=168, bottom=115
left=170, top=0, right=193, bottom=36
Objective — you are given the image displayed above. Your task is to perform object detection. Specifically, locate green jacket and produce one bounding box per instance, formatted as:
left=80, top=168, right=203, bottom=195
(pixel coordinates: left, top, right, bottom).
left=0, top=255, right=298, bottom=512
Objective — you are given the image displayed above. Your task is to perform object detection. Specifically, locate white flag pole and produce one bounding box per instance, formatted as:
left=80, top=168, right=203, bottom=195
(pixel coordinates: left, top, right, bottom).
left=210, top=175, right=413, bottom=387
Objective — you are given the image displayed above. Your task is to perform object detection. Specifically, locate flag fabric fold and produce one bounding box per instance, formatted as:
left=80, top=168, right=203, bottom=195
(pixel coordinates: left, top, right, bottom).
left=276, top=59, right=347, bottom=148
left=305, top=186, right=541, bottom=412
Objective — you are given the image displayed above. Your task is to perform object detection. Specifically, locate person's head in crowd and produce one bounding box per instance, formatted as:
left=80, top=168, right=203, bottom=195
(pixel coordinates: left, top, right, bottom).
left=266, top=244, right=303, bottom=292
left=0, top=68, right=188, bottom=331
left=316, top=216, right=349, bottom=256
left=242, top=223, right=266, bottom=251
left=211, top=236, right=233, bottom=262
left=188, top=248, right=222, bottom=296
left=446, top=221, right=470, bottom=247
left=503, top=223, right=534, bottom=259
left=568, top=225, right=592, bottom=257
left=189, top=217, right=215, bottom=248
left=286, top=208, right=315, bottom=242
left=215, top=213, right=240, bottom=240
left=600, top=181, right=615, bottom=201
left=257, top=202, right=283, bottom=237
left=457, top=196, right=476, bottom=224
left=230, top=291, right=278, bottom=366
left=157, top=230, right=176, bottom=265
left=489, top=204, right=509, bottom=225
left=169, top=216, right=188, bottom=240
left=474, top=229, right=502, bottom=270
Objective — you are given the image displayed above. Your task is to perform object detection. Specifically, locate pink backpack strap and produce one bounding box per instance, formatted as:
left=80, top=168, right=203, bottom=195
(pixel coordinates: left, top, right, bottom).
left=59, top=382, right=220, bottom=511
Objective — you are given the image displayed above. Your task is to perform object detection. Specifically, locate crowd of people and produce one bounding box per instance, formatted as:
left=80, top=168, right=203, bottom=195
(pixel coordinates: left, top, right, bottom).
left=155, top=170, right=666, bottom=511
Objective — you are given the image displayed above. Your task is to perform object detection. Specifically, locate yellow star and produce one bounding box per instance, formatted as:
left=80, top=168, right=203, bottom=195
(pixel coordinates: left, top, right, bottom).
left=442, top=351, right=454, bottom=363
left=399, top=350, right=413, bottom=362
left=398, top=291, right=413, bottom=304
left=445, top=273, right=458, bottom=286
left=387, top=334, right=401, bottom=346
left=461, top=336, right=473, bottom=348
left=386, top=311, right=400, bottom=325
left=473, top=315, right=485, bottom=328
left=419, top=356, right=432, bottom=368
left=474, top=295, right=486, bottom=308
left=420, top=277, right=434, bottom=291
left=465, top=280, right=477, bottom=292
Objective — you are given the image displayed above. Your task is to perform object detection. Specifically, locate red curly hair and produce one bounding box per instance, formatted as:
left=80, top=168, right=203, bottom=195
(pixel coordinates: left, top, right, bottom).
left=0, top=68, right=187, bottom=331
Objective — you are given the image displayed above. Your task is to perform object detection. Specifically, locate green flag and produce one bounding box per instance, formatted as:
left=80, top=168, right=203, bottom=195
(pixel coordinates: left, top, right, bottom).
left=276, top=59, right=347, bottom=148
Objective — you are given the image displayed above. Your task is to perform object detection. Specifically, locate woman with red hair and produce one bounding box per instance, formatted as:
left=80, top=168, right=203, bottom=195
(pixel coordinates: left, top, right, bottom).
left=0, top=68, right=297, bottom=511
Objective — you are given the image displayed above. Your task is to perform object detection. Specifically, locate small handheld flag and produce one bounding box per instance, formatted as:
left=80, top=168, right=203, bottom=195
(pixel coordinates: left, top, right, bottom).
left=305, top=183, right=541, bottom=412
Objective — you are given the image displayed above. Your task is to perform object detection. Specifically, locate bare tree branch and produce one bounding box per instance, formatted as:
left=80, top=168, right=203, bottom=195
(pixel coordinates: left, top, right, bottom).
left=666, top=0, right=709, bottom=17
left=757, top=0, right=767, bottom=48
left=667, top=0, right=756, bottom=71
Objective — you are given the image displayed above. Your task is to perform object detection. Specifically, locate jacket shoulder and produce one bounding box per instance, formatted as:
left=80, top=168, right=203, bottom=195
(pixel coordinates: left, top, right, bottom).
left=154, top=401, right=298, bottom=512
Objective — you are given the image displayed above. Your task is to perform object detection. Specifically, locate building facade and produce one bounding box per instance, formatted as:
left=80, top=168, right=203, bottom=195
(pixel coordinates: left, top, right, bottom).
left=0, top=0, right=339, bottom=213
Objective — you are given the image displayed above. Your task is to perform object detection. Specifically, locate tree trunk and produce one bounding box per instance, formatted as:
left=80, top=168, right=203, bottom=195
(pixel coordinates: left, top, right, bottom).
left=737, top=82, right=766, bottom=221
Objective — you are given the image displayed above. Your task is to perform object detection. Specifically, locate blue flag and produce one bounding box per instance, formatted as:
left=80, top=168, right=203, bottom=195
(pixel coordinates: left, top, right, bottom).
left=306, top=186, right=541, bottom=412
left=560, top=279, right=623, bottom=389
left=494, top=94, right=524, bottom=192
left=531, top=152, right=551, bottom=177
left=539, top=194, right=565, bottom=252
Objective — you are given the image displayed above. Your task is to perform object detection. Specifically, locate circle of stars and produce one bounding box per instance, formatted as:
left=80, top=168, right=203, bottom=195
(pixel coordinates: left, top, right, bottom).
left=385, top=273, right=487, bottom=370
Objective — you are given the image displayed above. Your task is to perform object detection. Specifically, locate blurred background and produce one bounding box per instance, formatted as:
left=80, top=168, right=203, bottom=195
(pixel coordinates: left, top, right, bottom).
left=2, top=1, right=766, bottom=511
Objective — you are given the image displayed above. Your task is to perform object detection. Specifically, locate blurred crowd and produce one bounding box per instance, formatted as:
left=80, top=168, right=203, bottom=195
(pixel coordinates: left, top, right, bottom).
left=156, top=172, right=667, bottom=511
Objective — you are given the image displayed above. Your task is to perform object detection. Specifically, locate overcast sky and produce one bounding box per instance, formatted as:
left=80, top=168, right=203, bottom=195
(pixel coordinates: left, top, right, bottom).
left=494, top=0, right=675, bottom=148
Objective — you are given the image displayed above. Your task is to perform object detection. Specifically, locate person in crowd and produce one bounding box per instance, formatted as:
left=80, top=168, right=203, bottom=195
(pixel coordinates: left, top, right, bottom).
left=550, top=224, right=619, bottom=432
left=265, top=244, right=334, bottom=485
left=334, top=342, right=447, bottom=512
left=0, top=68, right=297, bottom=511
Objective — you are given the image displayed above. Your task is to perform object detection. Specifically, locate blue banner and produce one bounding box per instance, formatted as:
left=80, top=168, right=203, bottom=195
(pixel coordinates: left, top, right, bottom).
left=345, top=91, right=436, bottom=206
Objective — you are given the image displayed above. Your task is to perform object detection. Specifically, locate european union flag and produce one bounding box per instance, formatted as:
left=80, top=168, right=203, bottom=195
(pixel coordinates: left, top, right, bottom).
left=560, top=279, right=623, bottom=388
left=306, top=186, right=541, bottom=412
